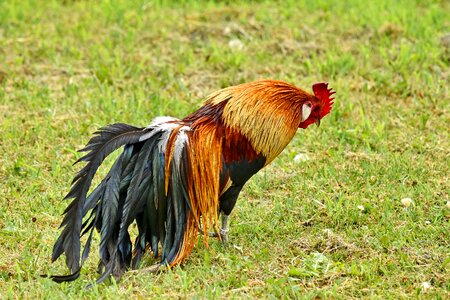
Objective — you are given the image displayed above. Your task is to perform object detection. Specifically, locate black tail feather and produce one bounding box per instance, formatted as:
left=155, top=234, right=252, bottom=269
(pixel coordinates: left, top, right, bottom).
left=51, top=121, right=204, bottom=285
left=45, top=267, right=81, bottom=283
left=52, top=123, right=146, bottom=273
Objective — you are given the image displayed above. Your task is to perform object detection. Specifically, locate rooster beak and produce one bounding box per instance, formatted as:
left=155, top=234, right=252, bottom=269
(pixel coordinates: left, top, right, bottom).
left=315, top=118, right=321, bottom=127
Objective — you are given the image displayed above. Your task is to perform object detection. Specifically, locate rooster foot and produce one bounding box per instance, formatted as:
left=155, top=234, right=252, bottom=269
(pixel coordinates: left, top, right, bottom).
left=207, top=214, right=229, bottom=245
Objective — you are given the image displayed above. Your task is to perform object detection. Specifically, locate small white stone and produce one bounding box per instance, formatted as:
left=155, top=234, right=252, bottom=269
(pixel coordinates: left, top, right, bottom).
left=446, top=201, right=450, bottom=209
left=294, top=153, right=310, bottom=162
left=401, top=198, right=413, bottom=207
left=425, top=220, right=431, bottom=225
left=357, top=205, right=365, bottom=211
left=228, top=39, right=244, bottom=51
left=223, top=26, right=232, bottom=35
left=421, top=281, right=431, bottom=290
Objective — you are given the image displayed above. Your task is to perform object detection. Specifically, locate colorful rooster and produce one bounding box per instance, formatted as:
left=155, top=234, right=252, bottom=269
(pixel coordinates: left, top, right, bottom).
left=50, top=79, right=334, bottom=283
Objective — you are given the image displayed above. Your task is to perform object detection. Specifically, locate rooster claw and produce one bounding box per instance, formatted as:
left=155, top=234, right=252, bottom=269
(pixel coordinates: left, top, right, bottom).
left=208, top=230, right=229, bottom=245
left=206, top=214, right=230, bottom=245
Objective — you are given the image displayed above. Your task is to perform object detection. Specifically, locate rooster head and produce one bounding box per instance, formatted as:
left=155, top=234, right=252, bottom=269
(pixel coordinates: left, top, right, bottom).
left=299, top=82, right=335, bottom=129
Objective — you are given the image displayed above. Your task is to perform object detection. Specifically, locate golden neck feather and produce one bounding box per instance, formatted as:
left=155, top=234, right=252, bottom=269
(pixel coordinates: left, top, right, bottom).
left=206, top=80, right=309, bottom=164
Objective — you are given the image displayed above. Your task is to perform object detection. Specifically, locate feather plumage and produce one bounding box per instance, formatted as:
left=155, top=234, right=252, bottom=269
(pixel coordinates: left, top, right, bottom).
left=50, top=79, right=335, bottom=283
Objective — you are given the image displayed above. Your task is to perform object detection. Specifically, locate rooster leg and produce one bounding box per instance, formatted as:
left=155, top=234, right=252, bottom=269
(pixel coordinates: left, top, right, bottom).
left=220, top=214, right=229, bottom=244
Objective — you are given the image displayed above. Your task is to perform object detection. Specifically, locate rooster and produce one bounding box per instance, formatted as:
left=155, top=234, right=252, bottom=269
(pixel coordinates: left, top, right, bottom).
left=50, top=79, right=334, bottom=283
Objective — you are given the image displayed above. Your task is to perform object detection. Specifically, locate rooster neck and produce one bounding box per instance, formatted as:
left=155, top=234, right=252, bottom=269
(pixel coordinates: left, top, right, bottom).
left=221, top=99, right=302, bottom=164
left=207, top=80, right=305, bottom=163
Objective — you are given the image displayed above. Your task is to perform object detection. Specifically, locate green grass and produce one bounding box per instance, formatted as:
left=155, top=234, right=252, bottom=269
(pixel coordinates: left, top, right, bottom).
left=1, top=0, right=449, bottom=298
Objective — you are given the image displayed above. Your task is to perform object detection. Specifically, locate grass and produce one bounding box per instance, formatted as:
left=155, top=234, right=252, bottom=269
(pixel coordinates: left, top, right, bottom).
left=0, top=0, right=449, bottom=298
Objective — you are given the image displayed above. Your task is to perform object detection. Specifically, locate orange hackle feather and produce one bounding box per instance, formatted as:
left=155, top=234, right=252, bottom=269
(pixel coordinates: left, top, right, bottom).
left=208, top=80, right=310, bottom=162
left=50, top=79, right=334, bottom=284
left=166, top=127, right=223, bottom=266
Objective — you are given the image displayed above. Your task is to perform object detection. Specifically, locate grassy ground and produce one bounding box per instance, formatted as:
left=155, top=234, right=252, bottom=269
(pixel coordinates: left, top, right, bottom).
left=1, top=0, right=449, bottom=298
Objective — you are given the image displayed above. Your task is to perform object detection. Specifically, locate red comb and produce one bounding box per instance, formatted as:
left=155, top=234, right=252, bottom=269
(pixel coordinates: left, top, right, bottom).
left=312, top=82, right=335, bottom=118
